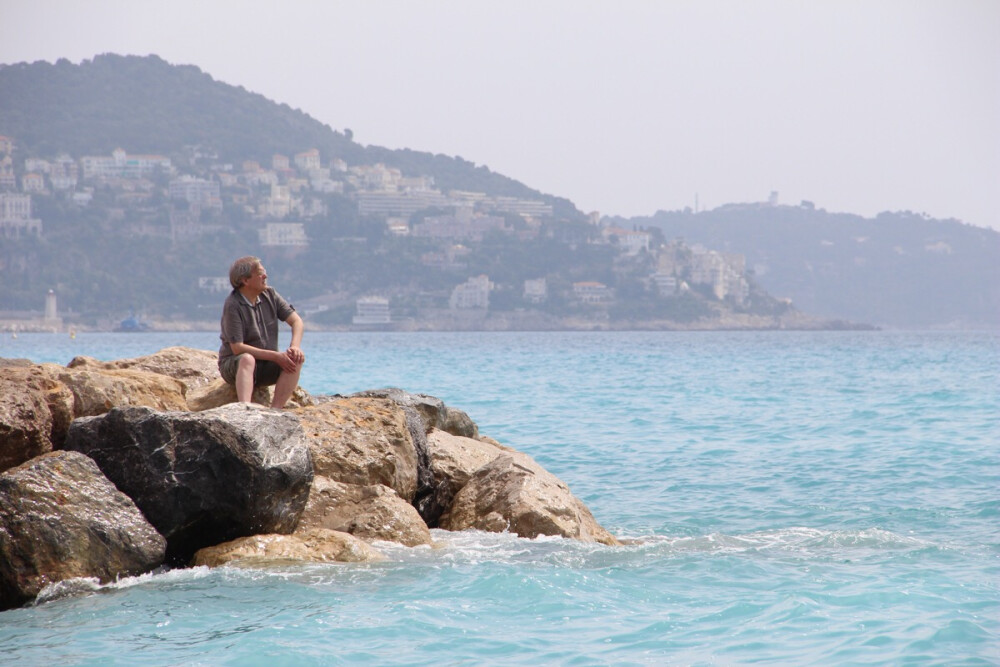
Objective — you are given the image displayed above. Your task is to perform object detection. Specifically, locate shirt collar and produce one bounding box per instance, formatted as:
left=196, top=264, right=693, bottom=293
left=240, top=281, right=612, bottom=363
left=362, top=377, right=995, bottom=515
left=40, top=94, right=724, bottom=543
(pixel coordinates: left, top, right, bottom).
left=239, top=291, right=260, bottom=307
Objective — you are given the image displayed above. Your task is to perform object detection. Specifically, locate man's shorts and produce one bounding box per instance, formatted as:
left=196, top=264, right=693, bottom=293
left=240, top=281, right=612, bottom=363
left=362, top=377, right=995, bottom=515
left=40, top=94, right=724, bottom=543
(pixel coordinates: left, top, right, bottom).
left=219, top=353, right=282, bottom=387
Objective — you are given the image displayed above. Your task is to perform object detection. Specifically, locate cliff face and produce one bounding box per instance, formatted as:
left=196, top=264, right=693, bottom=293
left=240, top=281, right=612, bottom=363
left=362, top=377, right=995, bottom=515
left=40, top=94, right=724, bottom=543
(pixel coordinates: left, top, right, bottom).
left=0, top=347, right=618, bottom=610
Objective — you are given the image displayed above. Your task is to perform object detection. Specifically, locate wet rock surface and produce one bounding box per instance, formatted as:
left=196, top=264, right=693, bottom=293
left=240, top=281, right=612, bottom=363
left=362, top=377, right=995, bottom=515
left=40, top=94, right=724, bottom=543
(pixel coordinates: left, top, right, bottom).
left=0, top=451, right=166, bottom=610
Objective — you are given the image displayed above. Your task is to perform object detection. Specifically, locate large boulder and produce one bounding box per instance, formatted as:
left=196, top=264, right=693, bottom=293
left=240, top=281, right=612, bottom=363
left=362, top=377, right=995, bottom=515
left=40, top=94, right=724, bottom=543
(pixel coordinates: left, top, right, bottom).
left=191, top=528, right=385, bottom=567
left=50, top=367, right=188, bottom=417
left=0, top=365, right=75, bottom=472
left=422, top=429, right=511, bottom=527
left=297, top=476, right=432, bottom=547
left=296, top=398, right=418, bottom=501
left=64, top=403, right=313, bottom=562
left=440, top=451, right=619, bottom=546
left=0, top=451, right=166, bottom=610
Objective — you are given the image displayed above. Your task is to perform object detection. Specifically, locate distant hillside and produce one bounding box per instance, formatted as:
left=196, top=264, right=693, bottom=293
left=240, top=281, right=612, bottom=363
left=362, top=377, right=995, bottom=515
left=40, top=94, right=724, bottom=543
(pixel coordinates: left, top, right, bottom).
left=619, top=205, right=1000, bottom=328
left=0, top=54, right=579, bottom=216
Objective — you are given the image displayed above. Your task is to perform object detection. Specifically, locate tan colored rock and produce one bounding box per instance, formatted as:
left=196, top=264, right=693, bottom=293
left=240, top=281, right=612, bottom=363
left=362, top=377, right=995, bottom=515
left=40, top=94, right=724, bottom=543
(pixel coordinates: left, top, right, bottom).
left=425, top=429, right=508, bottom=520
left=190, top=528, right=385, bottom=567
left=67, top=346, right=220, bottom=391
left=440, top=451, right=619, bottom=546
left=297, top=477, right=432, bottom=547
left=296, top=398, right=418, bottom=501
left=48, top=367, right=188, bottom=418
left=0, top=366, right=75, bottom=472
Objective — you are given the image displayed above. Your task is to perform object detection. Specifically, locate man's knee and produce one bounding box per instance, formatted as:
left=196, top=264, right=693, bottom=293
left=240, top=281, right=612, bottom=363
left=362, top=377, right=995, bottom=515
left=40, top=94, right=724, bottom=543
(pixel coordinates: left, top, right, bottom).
left=237, top=354, right=256, bottom=372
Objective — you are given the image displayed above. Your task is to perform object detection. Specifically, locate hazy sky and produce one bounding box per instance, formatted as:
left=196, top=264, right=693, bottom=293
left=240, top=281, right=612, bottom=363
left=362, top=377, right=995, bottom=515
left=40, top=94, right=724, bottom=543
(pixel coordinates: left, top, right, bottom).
left=2, top=0, right=998, bottom=229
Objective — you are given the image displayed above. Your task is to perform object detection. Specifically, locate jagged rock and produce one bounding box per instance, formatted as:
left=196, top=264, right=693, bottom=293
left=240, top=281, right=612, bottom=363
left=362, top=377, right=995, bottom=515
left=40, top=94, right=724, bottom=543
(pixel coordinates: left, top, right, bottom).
left=0, top=366, right=75, bottom=473
left=186, top=379, right=314, bottom=412
left=67, top=346, right=220, bottom=391
left=296, top=398, right=418, bottom=502
left=353, top=388, right=479, bottom=439
left=297, top=476, right=432, bottom=547
left=190, top=528, right=385, bottom=567
left=50, top=367, right=188, bottom=417
left=0, top=451, right=166, bottom=610
left=440, top=451, right=620, bottom=546
left=423, top=429, right=511, bottom=527
left=64, top=403, right=313, bottom=563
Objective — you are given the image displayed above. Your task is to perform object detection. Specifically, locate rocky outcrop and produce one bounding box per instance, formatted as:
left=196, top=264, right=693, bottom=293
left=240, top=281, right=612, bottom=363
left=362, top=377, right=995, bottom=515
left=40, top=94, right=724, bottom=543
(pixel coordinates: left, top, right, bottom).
left=297, top=476, right=432, bottom=547
left=0, top=451, right=166, bottom=610
left=64, top=403, right=313, bottom=562
left=1, top=346, right=621, bottom=607
left=296, top=398, right=418, bottom=501
left=440, top=451, right=620, bottom=546
left=0, top=366, right=74, bottom=473
left=191, top=528, right=384, bottom=567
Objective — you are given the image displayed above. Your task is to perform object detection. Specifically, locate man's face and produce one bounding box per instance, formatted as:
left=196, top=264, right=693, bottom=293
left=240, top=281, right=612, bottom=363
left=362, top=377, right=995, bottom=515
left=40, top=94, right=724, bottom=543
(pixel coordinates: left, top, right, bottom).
left=244, top=264, right=268, bottom=292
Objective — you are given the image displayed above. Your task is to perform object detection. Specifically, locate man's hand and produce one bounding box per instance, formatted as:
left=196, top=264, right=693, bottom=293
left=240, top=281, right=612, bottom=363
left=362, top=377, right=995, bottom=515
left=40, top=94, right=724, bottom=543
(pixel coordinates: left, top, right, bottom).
left=276, top=345, right=305, bottom=373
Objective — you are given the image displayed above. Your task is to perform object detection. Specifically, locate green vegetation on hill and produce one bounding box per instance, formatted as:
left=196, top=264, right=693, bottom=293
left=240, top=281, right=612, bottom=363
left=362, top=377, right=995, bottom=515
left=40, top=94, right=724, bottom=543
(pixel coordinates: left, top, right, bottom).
left=0, top=54, right=571, bottom=211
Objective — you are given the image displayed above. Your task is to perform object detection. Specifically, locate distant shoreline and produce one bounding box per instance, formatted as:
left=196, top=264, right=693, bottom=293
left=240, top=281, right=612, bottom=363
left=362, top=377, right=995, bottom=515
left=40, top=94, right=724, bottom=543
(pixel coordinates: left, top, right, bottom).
left=2, top=314, right=882, bottom=335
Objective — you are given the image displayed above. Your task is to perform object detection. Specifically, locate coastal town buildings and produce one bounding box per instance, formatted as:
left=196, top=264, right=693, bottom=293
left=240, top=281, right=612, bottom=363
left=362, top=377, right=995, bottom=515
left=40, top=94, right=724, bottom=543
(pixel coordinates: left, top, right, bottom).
left=0, top=133, right=769, bottom=328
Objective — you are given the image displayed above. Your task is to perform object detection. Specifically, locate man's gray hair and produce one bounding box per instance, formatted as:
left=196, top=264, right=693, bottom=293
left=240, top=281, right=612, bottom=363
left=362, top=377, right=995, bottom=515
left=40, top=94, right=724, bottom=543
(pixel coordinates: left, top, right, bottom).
left=229, top=256, right=262, bottom=289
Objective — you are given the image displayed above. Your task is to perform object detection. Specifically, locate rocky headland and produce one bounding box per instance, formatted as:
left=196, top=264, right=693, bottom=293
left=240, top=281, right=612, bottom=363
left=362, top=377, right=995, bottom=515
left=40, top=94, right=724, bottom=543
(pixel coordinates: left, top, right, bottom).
left=0, top=347, right=618, bottom=610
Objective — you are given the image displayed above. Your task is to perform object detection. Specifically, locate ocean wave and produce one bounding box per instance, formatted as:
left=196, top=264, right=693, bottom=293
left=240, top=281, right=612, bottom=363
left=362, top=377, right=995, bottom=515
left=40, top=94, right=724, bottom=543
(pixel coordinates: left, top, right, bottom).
left=618, top=526, right=935, bottom=558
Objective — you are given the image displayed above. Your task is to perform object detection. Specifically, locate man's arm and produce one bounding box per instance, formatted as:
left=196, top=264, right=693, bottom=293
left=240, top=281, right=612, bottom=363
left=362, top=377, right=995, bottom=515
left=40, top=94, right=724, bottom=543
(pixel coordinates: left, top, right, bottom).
left=285, top=312, right=305, bottom=366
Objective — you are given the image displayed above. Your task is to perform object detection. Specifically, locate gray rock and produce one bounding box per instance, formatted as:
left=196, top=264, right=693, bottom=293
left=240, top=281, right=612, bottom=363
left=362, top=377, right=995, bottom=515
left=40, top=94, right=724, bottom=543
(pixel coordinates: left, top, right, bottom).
left=64, top=403, right=313, bottom=563
left=0, top=451, right=166, bottom=610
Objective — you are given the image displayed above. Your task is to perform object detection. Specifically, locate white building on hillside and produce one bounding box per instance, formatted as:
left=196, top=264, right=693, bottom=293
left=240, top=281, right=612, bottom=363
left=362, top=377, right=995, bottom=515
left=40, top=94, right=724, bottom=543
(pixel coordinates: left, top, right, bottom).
left=353, top=296, right=391, bottom=325
left=450, top=275, right=491, bottom=310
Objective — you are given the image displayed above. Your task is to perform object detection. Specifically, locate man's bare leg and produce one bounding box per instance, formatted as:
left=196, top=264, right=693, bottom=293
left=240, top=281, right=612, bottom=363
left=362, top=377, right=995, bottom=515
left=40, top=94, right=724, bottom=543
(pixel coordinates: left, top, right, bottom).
left=235, top=354, right=256, bottom=403
left=271, top=366, right=301, bottom=408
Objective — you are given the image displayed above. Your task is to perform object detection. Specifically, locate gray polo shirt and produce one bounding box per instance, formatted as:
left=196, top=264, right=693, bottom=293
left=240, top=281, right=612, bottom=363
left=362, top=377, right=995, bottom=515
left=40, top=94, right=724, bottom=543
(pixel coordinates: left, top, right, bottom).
left=218, top=287, right=295, bottom=366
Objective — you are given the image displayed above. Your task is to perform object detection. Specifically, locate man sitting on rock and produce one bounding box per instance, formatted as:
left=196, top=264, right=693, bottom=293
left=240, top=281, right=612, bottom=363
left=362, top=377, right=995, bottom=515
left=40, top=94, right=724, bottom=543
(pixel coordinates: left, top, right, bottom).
left=218, top=256, right=305, bottom=408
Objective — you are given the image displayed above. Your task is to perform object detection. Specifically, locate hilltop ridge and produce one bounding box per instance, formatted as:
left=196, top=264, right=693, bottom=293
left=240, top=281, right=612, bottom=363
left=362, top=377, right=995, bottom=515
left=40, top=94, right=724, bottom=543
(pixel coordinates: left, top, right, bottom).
left=1, top=54, right=996, bottom=329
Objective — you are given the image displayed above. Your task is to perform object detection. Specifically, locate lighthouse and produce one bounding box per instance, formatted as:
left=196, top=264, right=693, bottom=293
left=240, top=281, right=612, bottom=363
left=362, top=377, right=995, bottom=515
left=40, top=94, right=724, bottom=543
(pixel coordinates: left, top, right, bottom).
left=44, top=289, right=58, bottom=322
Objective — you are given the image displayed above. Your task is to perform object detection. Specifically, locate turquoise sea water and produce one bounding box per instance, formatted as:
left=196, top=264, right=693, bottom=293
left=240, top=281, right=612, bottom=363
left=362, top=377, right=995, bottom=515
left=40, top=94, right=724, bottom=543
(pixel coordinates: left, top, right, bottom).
left=1, top=330, right=998, bottom=665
